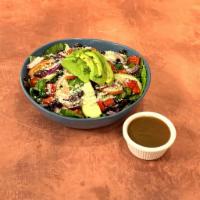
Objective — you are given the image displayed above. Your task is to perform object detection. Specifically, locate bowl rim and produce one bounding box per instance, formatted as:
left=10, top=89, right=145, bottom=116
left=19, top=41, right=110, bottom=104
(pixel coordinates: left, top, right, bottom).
left=122, top=111, right=176, bottom=152
left=19, top=38, right=151, bottom=121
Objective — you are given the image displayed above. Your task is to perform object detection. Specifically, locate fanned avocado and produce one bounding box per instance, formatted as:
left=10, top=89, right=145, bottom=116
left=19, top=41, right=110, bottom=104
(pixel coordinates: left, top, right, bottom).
left=93, top=50, right=114, bottom=84
left=61, top=49, right=114, bottom=85
left=84, top=51, right=103, bottom=77
left=79, top=52, right=106, bottom=85
left=85, top=50, right=107, bottom=84
left=82, top=82, right=102, bottom=118
left=61, top=57, right=90, bottom=82
left=79, top=53, right=97, bottom=78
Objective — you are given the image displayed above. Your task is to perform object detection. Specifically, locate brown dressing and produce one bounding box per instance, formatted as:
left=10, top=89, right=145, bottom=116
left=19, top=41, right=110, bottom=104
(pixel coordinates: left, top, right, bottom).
left=128, top=117, right=170, bottom=148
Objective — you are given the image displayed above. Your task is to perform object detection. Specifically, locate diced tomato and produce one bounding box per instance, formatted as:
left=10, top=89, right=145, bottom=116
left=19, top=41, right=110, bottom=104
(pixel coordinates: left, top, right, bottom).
left=42, top=96, right=54, bottom=105
left=103, top=98, right=115, bottom=107
left=132, top=85, right=140, bottom=94
left=118, top=69, right=127, bottom=74
left=66, top=48, right=73, bottom=55
left=47, top=83, right=56, bottom=95
left=127, top=55, right=140, bottom=65
left=111, top=65, right=116, bottom=72
left=97, top=100, right=106, bottom=112
left=98, top=98, right=116, bottom=111
left=124, top=80, right=140, bottom=94
left=65, top=75, right=77, bottom=80
left=51, top=84, right=56, bottom=93
left=30, top=77, right=39, bottom=87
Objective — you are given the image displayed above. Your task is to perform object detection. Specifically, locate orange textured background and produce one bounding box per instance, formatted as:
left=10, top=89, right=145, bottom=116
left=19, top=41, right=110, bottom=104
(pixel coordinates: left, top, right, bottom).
left=0, top=0, right=200, bottom=199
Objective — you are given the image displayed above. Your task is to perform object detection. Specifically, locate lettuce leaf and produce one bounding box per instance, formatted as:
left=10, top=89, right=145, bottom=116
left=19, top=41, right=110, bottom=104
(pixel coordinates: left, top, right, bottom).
left=140, top=58, right=147, bottom=92
left=59, top=109, right=83, bottom=118
left=129, top=94, right=140, bottom=101
left=29, top=56, right=37, bottom=62
left=44, top=43, right=65, bottom=55
left=34, top=79, right=47, bottom=97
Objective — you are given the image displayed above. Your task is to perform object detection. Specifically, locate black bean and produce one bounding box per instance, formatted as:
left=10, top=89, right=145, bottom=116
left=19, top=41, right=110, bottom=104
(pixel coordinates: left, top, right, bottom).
left=100, top=50, right=105, bottom=54
left=44, top=104, right=54, bottom=111
left=73, top=43, right=83, bottom=48
left=116, top=58, right=121, bottom=63
left=77, top=90, right=84, bottom=97
left=119, top=49, right=128, bottom=55
left=111, top=106, right=120, bottom=112
left=54, top=54, right=63, bottom=59
left=51, top=101, right=63, bottom=109
left=58, top=65, right=63, bottom=70
left=115, top=99, right=128, bottom=110
left=55, top=102, right=63, bottom=108
left=30, top=88, right=39, bottom=97
left=68, top=95, right=78, bottom=102
left=44, top=100, right=62, bottom=111
left=23, top=76, right=30, bottom=90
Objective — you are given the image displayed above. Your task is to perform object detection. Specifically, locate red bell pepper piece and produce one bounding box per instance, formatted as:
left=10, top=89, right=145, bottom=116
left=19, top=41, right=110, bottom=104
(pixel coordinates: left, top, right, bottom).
left=118, top=69, right=127, bottom=74
left=42, top=96, right=54, bottom=105
left=127, top=55, right=140, bottom=65
left=124, top=80, right=140, bottom=94
left=97, top=100, right=106, bottom=112
left=30, top=77, right=39, bottom=87
left=103, top=98, right=115, bottom=107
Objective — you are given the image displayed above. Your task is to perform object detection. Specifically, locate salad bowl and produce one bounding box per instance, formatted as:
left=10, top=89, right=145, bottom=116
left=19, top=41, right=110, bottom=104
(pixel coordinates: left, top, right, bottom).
left=20, top=38, right=151, bottom=129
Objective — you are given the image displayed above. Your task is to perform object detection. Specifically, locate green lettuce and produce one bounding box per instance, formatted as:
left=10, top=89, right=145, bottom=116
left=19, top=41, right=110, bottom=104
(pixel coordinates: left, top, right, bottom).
left=29, top=56, right=36, bottom=62
left=59, top=109, right=83, bottom=118
left=34, top=79, right=47, bottom=97
left=140, top=58, right=147, bottom=92
left=129, top=94, right=140, bottom=101
left=44, top=43, right=65, bottom=55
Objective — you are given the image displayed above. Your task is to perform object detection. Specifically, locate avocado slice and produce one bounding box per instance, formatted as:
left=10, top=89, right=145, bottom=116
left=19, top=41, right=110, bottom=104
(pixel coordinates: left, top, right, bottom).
left=84, top=51, right=103, bottom=77
left=79, top=52, right=106, bottom=85
left=71, top=49, right=85, bottom=57
left=86, top=50, right=108, bottom=84
left=61, top=57, right=90, bottom=83
left=79, top=53, right=97, bottom=78
left=93, top=50, right=114, bottom=84
left=81, top=82, right=102, bottom=118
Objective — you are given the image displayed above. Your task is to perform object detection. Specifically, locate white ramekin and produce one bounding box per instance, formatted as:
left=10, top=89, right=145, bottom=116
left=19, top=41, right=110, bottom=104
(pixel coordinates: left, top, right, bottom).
left=123, top=112, right=176, bottom=160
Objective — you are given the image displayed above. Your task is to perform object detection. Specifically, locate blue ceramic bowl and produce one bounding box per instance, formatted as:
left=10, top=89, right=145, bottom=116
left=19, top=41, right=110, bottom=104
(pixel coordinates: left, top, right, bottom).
left=20, top=38, right=151, bottom=129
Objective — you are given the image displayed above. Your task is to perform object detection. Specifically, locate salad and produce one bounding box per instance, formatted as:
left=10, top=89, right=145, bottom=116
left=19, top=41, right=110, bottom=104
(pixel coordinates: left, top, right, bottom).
left=23, top=42, right=147, bottom=118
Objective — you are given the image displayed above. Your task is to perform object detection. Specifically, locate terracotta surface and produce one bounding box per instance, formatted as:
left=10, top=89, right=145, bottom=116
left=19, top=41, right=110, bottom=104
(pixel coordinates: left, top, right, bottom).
left=0, top=0, right=200, bottom=199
